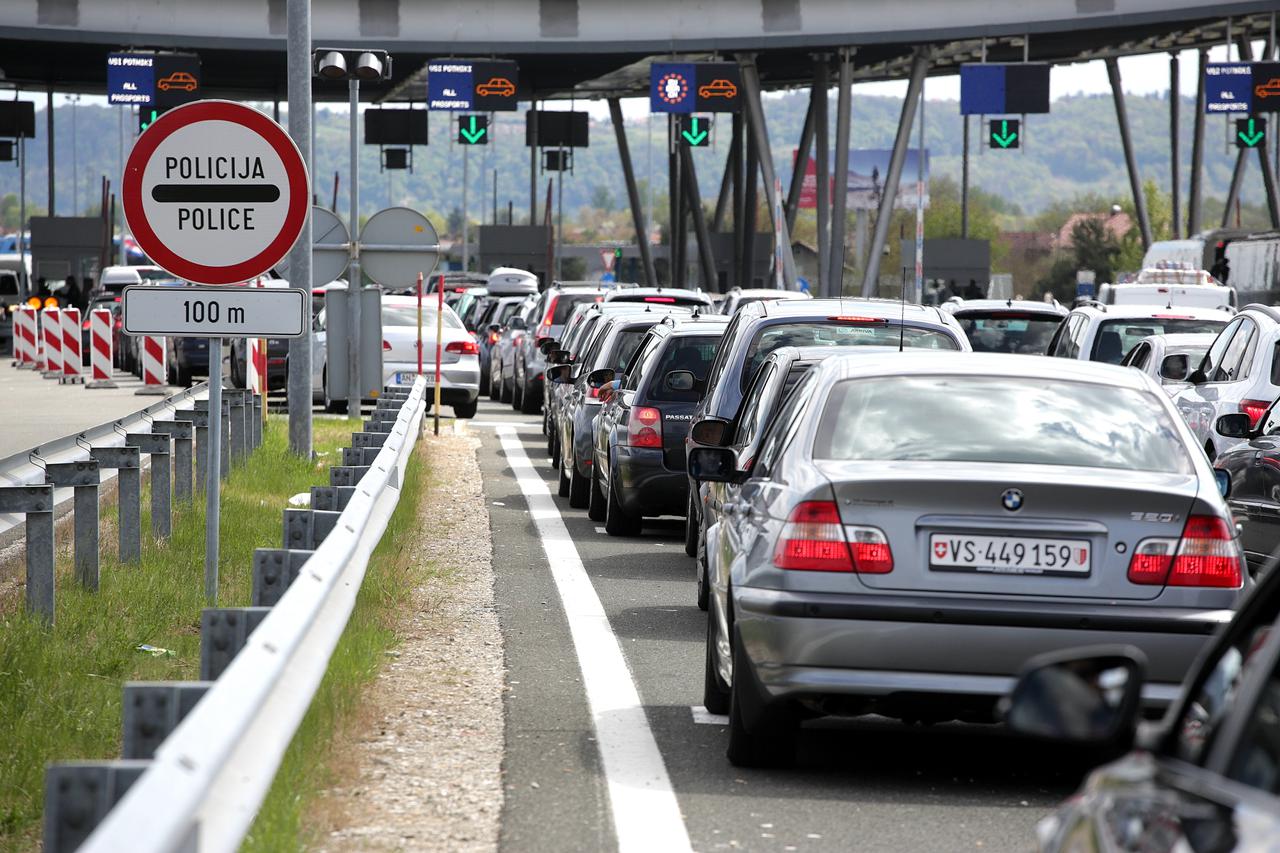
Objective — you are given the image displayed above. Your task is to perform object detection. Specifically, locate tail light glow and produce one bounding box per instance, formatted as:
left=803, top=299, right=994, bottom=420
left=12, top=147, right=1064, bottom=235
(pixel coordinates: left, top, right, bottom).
left=772, top=501, right=853, bottom=572
left=382, top=339, right=392, bottom=351
left=489, top=332, right=500, bottom=344
left=542, top=295, right=559, bottom=328
left=827, top=315, right=887, bottom=325
left=446, top=340, right=479, bottom=355
left=1240, top=399, right=1270, bottom=429
left=1128, top=514, right=1242, bottom=588
left=626, top=406, right=663, bottom=448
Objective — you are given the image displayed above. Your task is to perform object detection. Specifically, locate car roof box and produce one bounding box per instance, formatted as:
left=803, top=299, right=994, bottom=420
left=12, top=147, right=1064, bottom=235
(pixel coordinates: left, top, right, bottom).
left=486, top=267, right=540, bottom=296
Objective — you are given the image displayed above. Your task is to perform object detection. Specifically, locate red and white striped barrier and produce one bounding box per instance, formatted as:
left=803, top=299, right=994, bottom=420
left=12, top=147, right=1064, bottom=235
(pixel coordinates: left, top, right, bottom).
left=41, top=308, right=62, bottom=378
left=60, top=307, right=83, bottom=383
left=13, top=306, right=38, bottom=368
left=246, top=336, right=265, bottom=396
left=88, top=308, right=117, bottom=388
left=136, top=335, right=167, bottom=395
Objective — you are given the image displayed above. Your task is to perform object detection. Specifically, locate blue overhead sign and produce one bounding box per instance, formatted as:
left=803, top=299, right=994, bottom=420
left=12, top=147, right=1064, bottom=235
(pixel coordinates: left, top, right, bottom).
left=107, top=53, right=156, bottom=105
left=427, top=60, right=519, bottom=111
left=959, top=64, right=1050, bottom=115
left=649, top=62, right=741, bottom=114
left=1204, top=63, right=1255, bottom=113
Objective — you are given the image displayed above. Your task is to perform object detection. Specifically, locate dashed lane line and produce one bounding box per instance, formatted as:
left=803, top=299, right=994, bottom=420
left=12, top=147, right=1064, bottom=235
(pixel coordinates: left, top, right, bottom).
left=497, top=427, right=693, bottom=853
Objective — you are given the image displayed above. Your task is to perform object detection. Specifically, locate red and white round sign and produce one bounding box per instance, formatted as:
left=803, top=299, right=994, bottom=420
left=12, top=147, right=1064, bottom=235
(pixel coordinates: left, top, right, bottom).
left=123, top=100, right=309, bottom=285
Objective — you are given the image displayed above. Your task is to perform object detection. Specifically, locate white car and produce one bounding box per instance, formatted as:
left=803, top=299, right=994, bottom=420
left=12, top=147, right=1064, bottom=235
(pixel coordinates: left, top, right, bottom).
left=1118, top=332, right=1217, bottom=396
left=313, top=293, right=480, bottom=418
left=1173, top=304, right=1280, bottom=459
left=1098, top=270, right=1236, bottom=311
left=1045, top=303, right=1230, bottom=364
left=718, top=287, right=811, bottom=315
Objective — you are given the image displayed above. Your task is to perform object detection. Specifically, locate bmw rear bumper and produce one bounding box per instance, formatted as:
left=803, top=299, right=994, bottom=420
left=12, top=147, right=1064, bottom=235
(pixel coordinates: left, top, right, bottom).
left=733, top=587, right=1230, bottom=716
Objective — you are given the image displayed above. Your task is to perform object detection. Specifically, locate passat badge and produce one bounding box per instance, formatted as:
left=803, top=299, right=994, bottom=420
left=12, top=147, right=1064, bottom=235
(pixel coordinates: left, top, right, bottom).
left=1001, top=489, right=1024, bottom=512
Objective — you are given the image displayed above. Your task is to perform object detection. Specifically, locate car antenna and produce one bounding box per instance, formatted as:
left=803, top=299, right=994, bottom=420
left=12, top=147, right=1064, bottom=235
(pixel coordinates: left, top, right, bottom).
left=898, top=220, right=907, bottom=352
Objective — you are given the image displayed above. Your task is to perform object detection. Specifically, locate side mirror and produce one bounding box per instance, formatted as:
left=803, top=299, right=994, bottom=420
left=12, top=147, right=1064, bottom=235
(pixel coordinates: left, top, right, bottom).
left=664, top=370, right=696, bottom=392
left=1216, top=412, right=1253, bottom=439
left=587, top=367, right=616, bottom=389
left=687, top=447, right=742, bottom=483
left=1159, top=353, right=1190, bottom=381
left=547, top=364, right=574, bottom=384
left=690, top=418, right=732, bottom=447
left=539, top=338, right=560, bottom=355
left=1001, top=646, right=1146, bottom=744
left=487, top=323, right=502, bottom=335
left=1215, top=468, right=1232, bottom=499
left=508, top=316, right=528, bottom=331
left=535, top=335, right=555, bottom=350
left=550, top=349, right=572, bottom=365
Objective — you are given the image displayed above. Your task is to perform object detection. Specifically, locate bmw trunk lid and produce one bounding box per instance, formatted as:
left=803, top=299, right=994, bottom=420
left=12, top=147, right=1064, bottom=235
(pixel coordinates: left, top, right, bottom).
left=817, top=461, right=1201, bottom=601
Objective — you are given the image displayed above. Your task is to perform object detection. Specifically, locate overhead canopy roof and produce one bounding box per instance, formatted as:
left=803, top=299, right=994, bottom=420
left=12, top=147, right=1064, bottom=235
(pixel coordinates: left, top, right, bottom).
left=0, top=2, right=1273, bottom=103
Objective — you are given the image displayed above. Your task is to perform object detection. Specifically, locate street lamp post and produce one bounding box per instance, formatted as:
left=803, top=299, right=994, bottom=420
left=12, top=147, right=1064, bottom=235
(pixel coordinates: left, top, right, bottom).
left=314, top=49, right=391, bottom=412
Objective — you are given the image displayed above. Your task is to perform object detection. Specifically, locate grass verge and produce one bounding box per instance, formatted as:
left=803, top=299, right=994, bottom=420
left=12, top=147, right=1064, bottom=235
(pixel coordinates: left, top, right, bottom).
left=0, top=415, right=359, bottom=852
left=240, top=437, right=432, bottom=852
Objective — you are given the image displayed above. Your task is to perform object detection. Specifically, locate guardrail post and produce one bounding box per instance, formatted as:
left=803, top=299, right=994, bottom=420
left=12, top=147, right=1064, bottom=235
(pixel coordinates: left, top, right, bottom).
left=283, top=508, right=341, bottom=550
left=227, top=389, right=246, bottom=464
left=126, top=433, right=172, bottom=541
left=196, top=398, right=232, bottom=481
left=153, top=419, right=194, bottom=504
left=341, top=446, right=381, bottom=467
left=45, top=462, right=100, bottom=591
left=0, top=485, right=55, bottom=623
left=190, top=408, right=210, bottom=493
left=221, top=400, right=231, bottom=480
left=44, top=762, right=151, bottom=853
left=363, top=413, right=396, bottom=432
left=330, top=465, right=370, bottom=487
left=121, top=682, right=212, bottom=760
left=310, top=485, right=356, bottom=511
left=352, top=431, right=389, bottom=451
left=90, top=447, right=141, bottom=563
left=252, top=392, right=263, bottom=448
left=251, top=548, right=315, bottom=606
left=200, top=607, right=272, bottom=680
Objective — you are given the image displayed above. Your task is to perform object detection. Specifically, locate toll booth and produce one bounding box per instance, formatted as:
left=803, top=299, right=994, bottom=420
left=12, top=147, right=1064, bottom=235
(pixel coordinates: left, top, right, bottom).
left=477, top=225, right=552, bottom=287
left=29, top=216, right=110, bottom=303
left=900, top=238, right=992, bottom=297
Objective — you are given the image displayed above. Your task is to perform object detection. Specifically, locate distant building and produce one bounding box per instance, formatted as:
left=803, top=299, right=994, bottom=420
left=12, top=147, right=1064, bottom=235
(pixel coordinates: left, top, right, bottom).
left=1055, top=211, right=1133, bottom=250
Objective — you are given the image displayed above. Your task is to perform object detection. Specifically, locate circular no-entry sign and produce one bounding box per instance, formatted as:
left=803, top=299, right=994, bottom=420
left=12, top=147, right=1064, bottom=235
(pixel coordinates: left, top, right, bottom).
left=123, top=100, right=309, bottom=285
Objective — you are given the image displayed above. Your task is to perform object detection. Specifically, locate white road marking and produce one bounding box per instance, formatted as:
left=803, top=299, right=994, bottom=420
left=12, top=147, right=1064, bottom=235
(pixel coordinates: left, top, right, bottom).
left=691, top=706, right=729, bottom=726
left=498, top=428, right=692, bottom=853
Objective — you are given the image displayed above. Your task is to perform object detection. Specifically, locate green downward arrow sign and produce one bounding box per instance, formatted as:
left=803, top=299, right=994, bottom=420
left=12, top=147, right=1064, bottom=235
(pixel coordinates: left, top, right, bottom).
left=1239, top=118, right=1265, bottom=148
left=991, top=119, right=1018, bottom=149
left=460, top=115, right=486, bottom=144
left=681, top=117, right=708, bottom=146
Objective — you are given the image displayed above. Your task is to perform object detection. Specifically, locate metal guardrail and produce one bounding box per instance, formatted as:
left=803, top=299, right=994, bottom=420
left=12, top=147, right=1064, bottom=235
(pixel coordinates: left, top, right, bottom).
left=0, top=381, right=213, bottom=539
left=74, top=377, right=426, bottom=853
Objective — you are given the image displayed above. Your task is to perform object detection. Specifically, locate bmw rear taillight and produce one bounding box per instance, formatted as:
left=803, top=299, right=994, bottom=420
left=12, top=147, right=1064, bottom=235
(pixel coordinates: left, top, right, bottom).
left=446, top=340, right=479, bottom=355
left=382, top=340, right=392, bottom=351
left=772, top=501, right=853, bottom=572
left=626, top=406, right=663, bottom=448
left=1128, top=515, right=1242, bottom=588
left=847, top=526, right=894, bottom=574
left=1241, top=399, right=1270, bottom=429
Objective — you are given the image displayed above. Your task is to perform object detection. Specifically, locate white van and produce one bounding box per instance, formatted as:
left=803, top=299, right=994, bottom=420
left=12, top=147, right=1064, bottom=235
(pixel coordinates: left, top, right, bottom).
left=1099, top=268, right=1236, bottom=312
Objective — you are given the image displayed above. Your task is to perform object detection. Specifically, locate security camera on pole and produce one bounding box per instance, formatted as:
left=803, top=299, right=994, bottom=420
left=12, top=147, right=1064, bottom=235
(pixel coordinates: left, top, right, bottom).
left=121, top=99, right=310, bottom=604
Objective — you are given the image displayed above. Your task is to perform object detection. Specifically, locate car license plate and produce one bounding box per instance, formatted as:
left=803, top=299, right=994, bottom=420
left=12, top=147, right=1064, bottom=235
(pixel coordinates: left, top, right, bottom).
left=929, top=534, right=1090, bottom=575
left=395, top=371, right=432, bottom=386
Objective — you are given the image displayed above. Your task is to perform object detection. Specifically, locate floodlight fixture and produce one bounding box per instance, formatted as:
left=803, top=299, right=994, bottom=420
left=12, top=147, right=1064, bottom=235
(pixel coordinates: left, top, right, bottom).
left=316, top=51, right=348, bottom=80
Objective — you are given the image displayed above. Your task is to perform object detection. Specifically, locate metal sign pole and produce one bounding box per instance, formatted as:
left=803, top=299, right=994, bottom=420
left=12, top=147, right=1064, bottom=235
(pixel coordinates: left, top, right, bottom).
left=205, top=337, right=222, bottom=604
left=416, top=272, right=423, bottom=376
left=433, top=275, right=443, bottom=436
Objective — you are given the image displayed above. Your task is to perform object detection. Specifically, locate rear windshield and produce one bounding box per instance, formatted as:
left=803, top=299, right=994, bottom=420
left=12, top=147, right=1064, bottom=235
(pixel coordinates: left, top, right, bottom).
left=956, top=313, right=1062, bottom=354
left=552, top=293, right=604, bottom=324
left=609, top=294, right=708, bottom=308
left=605, top=328, right=650, bottom=371
left=813, top=375, right=1192, bottom=474
left=645, top=335, right=722, bottom=402
left=0, top=274, right=18, bottom=298
left=1092, top=317, right=1227, bottom=364
left=742, top=321, right=959, bottom=391
left=383, top=306, right=462, bottom=329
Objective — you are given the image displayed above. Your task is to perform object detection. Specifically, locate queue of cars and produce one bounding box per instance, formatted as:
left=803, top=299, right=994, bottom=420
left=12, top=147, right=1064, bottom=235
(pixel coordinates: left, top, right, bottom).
left=499, top=276, right=1280, bottom=843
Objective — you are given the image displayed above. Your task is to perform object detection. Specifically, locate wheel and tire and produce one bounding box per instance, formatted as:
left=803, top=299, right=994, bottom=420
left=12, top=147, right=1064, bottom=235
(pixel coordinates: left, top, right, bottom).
left=500, top=374, right=514, bottom=404
left=479, top=370, right=489, bottom=396
left=176, top=364, right=192, bottom=387
left=588, top=463, right=607, bottom=522
left=568, top=459, right=590, bottom=508
left=549, top=428, right=560, bottom=469
left=726, top=630, right=798, bottom=768
left=557, top=455, right=571, bottom=497
left=684, top=490, right=699, bottom=557
left=702, top=610, right=730, bottom=715
left=511, top=371, right=524, bottom=411
left=453, top=399, right=478, bottom=419
left=323, top=369, right=348, bottom=414
left=489, top=364, right=502, bottom=401
left=696, top=517, right=710, bottom=612
left=520, top=380, right=540, bottom=415
left=604, top=473, right=642, bottom=536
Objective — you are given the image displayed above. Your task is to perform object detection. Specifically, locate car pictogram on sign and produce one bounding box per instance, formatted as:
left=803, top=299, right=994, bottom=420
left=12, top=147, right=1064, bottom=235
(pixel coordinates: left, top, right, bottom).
left=1257, top=77, right=1280, bottom=99
left=476, top=77, right=516, bottom=97
left=698, top=79, right=738, bottom=100
left=157, top=72, right=198, bottom=92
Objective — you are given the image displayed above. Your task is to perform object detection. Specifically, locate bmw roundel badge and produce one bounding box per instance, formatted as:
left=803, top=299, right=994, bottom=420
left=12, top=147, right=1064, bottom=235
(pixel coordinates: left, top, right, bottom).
left=1001, top=488, right=1024, bottom=512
